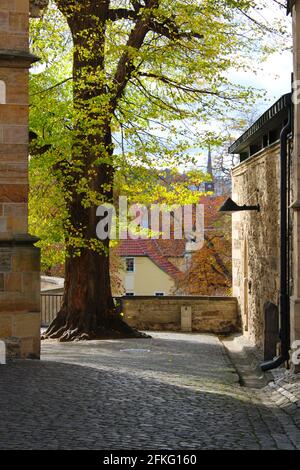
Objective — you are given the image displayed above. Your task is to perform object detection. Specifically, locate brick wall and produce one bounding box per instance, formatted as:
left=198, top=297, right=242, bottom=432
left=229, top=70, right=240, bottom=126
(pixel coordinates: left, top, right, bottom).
left=118, top=296, right=239, bottom=334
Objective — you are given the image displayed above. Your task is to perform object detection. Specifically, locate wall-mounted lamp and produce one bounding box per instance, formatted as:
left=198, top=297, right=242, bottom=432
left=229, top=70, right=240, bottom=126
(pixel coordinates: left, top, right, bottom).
left=219, top=197, right=260, bottom=213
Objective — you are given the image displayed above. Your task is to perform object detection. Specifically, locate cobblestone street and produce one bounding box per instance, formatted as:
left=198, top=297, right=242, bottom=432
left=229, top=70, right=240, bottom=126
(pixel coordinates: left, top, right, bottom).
left=0, top=333, right=299, bottom=450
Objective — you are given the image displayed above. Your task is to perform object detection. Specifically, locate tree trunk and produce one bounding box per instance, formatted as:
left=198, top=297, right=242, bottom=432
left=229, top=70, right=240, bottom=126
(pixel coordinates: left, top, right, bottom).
left=43, top=1, right=146, bottom=341
left=43, top=243, right=144, bottom=341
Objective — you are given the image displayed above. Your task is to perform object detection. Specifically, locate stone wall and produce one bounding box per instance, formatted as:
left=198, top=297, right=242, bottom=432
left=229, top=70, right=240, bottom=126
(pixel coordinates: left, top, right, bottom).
left=232, top=142, right=281, bottom=349
left=0, top=1, right=30, bottom=50
left=41, top=276, right=64, bottom=292
left=290, top=0, right=300, bottom=372
left=0, top=238, right=41, bottom=358
left=0, top=0, right=41, bottom=359
left=119, top=296, right=239, bottom=334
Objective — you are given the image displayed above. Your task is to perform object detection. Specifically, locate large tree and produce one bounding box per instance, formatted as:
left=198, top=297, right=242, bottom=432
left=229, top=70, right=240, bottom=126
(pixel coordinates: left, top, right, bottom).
left=31, top=0, right=288, bottom=340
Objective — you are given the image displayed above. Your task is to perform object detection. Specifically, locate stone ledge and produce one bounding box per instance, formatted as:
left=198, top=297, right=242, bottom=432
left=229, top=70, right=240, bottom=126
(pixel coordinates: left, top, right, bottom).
left=0, top=233, right=39, bottom=245
left=119, top=295, right=238, bottom=302
left=0, top=49, right=39, bottom=64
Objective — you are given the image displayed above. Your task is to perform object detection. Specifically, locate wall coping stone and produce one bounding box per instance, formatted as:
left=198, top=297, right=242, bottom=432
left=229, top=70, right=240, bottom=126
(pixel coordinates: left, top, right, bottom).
left=0, top=234, right=39, bottom=247
left=117, top=295, right=237, bottom=302
left=0, top=50, right=39, bottom=65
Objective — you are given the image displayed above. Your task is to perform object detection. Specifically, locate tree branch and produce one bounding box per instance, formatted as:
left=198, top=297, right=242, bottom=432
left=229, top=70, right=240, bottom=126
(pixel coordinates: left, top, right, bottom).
left=111, top=0, right=159, bottom=109
left=31, top=77, right=72, bottom=97
left=149, top=17, right=203, bottom=41
left=131, top=1, right=143, bottom=11
left=54, top=0, right=77, bottom=19
left=138, top=72, right=241, bottom=100
left=235, top=5, right=284, bottom=36
left=132, top=76, right=188, bottom=116
left=204, top=235, right=231, bottom=280
left=108, top=8, right=138, bottom=21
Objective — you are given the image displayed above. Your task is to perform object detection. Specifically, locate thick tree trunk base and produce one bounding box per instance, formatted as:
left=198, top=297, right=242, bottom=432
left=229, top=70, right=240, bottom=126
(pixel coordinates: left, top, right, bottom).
left=42, top=310, right=150, bottom=342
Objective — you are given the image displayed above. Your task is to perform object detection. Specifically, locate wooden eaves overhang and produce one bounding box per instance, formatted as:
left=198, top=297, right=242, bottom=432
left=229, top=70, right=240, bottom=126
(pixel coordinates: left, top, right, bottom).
left=228, top=93, right=292, bottom=162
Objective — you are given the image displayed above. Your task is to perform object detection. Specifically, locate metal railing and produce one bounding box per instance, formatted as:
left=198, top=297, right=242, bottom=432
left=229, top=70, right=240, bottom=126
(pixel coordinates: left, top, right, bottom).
left=41, top=293, right=63, bottom=327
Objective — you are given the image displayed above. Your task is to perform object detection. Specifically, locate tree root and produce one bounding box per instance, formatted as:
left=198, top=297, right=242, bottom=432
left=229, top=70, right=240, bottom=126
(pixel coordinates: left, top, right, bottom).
left=42, top=315, right=150, bottom=342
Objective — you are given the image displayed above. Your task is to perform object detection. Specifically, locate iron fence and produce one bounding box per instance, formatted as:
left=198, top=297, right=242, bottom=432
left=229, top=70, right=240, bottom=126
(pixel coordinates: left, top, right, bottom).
left=41, top=293, right=63, bottom=327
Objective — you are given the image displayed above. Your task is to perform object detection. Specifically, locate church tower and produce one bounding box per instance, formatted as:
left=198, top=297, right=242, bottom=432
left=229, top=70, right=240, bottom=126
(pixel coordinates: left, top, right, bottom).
left=205, top=148, right=215, bottom=193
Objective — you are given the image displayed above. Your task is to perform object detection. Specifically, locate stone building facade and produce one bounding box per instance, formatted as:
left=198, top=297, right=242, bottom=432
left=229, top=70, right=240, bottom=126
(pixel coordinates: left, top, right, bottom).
left=231, top=142, right=281, bottom=350
left=230, top=93, right=292, bottom=358
left=289, top=0, right=300, bottom=361
left=0, top=0, right=44, bottom=359
left=230, top=1, right=300, bottom=370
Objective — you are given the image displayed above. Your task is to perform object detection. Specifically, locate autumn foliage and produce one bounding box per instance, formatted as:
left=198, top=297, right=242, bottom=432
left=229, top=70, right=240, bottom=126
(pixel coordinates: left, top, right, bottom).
left=177, top=196, right=232, bottom=296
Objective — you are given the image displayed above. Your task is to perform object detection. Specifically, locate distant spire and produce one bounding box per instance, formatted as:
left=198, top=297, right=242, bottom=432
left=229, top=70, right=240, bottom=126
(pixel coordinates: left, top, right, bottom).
left=205, top=147, right=214, bottom=193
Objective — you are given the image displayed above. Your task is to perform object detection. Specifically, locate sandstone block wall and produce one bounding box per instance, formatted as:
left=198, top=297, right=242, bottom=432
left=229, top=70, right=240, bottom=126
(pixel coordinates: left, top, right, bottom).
left=0, top=1, right=30, bottom=51
left=232, top=142, right=281, bottom=349
left=119, top=296, right=239, bottom=334
left=0, top=0, right=40, bottom=359
left=0, top=240, right=40, bottom=358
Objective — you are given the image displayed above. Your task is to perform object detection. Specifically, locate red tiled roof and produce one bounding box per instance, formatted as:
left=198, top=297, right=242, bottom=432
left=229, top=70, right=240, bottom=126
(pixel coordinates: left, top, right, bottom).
left=117, top=238, right=185, bottom=281
left=117, top=196, right=226, bottom=280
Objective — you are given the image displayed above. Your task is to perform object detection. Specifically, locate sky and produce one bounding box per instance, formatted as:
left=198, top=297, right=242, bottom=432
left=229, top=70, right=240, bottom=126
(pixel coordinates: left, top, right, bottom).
left=190, top=40, right=293, bottom=169
left=231, top=50, right=293, bottom=110
left=233, top=3, right=293, bottom=112
left=193, top=3, right=294, bottom=171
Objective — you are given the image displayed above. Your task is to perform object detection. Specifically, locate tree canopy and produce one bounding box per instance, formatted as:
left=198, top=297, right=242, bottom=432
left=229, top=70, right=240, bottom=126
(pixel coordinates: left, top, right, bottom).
left=29, top=0, right=289, bottom=271
left=29, top=0, right=290, bottom=340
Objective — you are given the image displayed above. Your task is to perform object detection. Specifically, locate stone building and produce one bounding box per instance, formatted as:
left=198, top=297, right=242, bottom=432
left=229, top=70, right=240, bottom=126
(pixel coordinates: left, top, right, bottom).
left=289, top=0, right=300, bottom=370
left=0, top=1, right=47, bottom=359
left=230, top=95, right=290, bottom=355
left=229, top=0, right=300, bottom=370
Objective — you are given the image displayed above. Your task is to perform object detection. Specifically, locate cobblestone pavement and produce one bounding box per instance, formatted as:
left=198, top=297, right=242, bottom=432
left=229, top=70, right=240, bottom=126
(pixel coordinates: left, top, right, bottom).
left=0, top=332, right=300, bottom=450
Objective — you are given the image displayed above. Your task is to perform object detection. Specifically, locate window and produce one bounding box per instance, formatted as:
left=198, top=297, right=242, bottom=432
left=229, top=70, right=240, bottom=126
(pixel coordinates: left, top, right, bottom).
left=155, top=292, right=165, bottom=296
left=0, top=81, right=6, bottom=104
left=125, top=257, right=135, bottom=272
left=125, top=292, right=135, bottom=296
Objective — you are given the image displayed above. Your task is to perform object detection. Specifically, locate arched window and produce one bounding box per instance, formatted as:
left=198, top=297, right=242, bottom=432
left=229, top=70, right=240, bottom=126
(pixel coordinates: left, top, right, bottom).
left=0, top=81, right=6, bottom=104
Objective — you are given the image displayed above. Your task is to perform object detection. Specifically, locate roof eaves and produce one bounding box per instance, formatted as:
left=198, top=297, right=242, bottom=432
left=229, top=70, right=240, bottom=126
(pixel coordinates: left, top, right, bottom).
left=229, top=93, right=291, bottom=155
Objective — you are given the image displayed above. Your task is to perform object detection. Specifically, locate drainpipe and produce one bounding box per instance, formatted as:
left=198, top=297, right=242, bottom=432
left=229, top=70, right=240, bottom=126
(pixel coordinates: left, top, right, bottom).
left=261, top=104, right=292, bottom=372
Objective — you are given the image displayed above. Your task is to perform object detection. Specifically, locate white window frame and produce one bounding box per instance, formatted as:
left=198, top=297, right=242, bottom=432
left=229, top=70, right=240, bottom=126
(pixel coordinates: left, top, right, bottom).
left=125, top=257, right=135, bottom=273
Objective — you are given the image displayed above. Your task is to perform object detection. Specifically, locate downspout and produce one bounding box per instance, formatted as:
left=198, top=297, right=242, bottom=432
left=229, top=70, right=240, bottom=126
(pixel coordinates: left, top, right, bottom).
left=261, top=104, right=292, bottom=372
